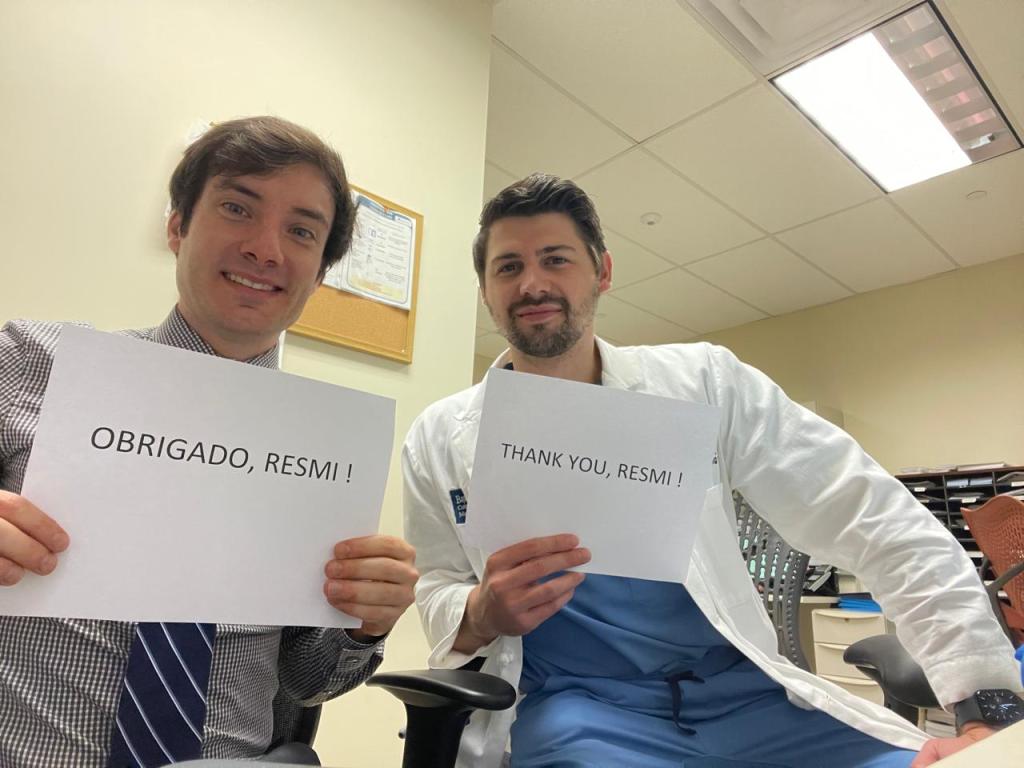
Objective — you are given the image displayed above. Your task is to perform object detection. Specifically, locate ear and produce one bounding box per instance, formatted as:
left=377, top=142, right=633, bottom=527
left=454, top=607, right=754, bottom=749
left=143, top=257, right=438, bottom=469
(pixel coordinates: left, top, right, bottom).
left=167, top=210, right=184, bottom=256
left=598, top=250, right=613, bottom=294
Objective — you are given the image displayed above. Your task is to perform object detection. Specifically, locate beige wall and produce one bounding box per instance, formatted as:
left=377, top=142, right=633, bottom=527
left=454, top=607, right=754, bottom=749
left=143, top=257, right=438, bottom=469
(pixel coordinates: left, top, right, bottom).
left=0, top=1, right=491, bottom=765
left=473, top=352, right=494, bottom=383
left=476, top=253, right=1024, bottom=474
left=699, top=252, right=1024, bottom=474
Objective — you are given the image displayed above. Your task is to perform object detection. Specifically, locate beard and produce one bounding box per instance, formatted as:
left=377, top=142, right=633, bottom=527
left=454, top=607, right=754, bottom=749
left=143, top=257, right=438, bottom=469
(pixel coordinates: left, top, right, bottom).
left=498, top=283, right=600, bottom=358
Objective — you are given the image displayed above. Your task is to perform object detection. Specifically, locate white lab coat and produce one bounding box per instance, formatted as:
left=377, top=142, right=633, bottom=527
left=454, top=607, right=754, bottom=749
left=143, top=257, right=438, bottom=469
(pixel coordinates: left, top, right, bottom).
left=402, top=339, right=1020, bottom=767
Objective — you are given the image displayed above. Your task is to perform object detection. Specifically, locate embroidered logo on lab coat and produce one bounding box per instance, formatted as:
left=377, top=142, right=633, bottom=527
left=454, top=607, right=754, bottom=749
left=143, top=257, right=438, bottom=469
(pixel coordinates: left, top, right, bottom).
left=449, top=488, right=467, bottom=525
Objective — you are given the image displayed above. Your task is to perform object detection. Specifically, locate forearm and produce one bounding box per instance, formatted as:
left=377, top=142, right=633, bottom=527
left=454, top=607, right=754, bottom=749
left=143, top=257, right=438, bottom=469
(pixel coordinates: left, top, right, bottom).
left=711, top=345, right=1019, bottom=702
left=451, top=585, right=497, bottom=655
left=277, top=626, right=384, bottom=705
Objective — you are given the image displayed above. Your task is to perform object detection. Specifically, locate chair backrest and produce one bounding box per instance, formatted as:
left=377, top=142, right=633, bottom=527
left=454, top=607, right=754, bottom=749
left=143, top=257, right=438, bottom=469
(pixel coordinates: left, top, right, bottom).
left=963, top=494, right=1024, bottom=643
left=734, top=492, right=811, bottom=670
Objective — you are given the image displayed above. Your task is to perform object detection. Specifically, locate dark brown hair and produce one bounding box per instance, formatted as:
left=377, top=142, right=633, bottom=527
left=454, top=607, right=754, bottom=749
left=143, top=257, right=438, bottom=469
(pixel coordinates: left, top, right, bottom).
left=472, top=173, right=606, bottom=282
left=169, top=116, right=355, bottom=276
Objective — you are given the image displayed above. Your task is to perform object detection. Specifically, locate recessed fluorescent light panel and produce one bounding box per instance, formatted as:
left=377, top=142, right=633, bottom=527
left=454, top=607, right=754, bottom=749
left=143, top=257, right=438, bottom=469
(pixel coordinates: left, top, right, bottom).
left=773, top=2, right=1020, bottom=192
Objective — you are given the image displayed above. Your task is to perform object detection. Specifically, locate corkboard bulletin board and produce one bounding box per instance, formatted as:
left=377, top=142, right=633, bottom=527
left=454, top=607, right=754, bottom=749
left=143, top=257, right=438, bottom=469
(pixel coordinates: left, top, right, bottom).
left=289, top=186, right=422, bottom=363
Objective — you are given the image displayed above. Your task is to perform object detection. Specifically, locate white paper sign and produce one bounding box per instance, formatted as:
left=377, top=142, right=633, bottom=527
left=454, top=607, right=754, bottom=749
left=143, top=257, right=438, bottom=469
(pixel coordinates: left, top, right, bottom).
left=1, top=326, right=395, bottom=627
left=466, top=368, right=721, bottom=582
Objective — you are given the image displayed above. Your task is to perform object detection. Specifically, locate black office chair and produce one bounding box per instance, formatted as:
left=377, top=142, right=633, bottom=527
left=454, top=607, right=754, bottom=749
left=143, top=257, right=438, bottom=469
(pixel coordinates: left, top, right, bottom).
left=842, top=634, right=938, bottom=722
left=732, top=493, right=939, bottom=722
left=261, top=666, right=516, bottom=767
left=734, top=492, right=812, bottom=670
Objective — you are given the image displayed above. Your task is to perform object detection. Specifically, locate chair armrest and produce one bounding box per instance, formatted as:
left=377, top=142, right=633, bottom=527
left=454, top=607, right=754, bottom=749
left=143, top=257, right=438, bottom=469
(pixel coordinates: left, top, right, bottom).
left=366, top=668, right=516, bottom=711
left=843, top=634, right=939, bottom=709
left=368, top=669, right=516, bottom=768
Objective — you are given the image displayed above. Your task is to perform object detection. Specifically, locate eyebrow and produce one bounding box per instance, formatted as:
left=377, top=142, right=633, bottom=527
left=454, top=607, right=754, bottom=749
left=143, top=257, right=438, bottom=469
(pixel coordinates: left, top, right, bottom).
left=215, top=178, right=331, bottom=228
left=492, top=244, right=576, bottom=263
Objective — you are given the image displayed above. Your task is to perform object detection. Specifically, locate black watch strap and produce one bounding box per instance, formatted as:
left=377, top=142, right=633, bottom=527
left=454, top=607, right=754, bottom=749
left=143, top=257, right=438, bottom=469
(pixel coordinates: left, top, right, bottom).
left=954, top=689, right=1024, bottom=732
left=954, top=696, right=984, bottom=731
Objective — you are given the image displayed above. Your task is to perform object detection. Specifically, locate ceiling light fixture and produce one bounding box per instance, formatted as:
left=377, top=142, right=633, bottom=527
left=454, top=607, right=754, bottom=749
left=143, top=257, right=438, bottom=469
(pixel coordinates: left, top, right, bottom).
left=772, top=2, right=1020, bottom=192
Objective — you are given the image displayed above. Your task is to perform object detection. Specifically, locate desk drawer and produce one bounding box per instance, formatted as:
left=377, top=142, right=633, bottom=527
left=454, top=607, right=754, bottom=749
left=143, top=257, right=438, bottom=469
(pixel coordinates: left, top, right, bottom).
left=820, top=673, right=885, bottom=706
left=811, top=609, right=886, bottom=645
left=814, top=642, right=869, bottom=680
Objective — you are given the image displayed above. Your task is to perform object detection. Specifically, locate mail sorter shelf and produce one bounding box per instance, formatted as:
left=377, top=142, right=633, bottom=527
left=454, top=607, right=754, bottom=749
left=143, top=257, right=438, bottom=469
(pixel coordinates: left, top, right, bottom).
left=897, top=465, right=1024, bottom=582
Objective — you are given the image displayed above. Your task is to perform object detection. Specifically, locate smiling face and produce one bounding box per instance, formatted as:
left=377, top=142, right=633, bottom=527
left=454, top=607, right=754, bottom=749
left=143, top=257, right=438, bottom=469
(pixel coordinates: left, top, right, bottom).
left=482, top=212, right=611, bottom=359
left=168, top=163, right=334, bottom=359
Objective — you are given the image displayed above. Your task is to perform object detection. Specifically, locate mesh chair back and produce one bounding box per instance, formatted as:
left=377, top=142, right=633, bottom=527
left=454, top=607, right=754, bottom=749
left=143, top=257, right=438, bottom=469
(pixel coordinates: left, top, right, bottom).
left=963, top=495, right=1024, bottom=644
left=734, top=492, right=811, bottom=670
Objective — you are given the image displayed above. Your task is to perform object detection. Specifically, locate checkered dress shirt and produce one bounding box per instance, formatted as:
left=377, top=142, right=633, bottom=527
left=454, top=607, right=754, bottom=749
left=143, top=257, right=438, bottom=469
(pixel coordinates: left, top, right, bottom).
left=0, top=308, right=383, bottom=766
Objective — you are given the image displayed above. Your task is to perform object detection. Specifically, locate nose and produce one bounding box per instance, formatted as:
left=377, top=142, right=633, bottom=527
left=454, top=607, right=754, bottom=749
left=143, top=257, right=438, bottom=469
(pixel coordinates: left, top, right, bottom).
left=518, top=262, right=552, bottom=299
left=240, top=221, right=283, bottom=268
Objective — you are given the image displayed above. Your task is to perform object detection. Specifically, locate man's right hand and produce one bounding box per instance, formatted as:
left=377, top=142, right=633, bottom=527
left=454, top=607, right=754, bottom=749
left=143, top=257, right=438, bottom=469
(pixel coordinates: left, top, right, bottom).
left=0, top=490, right=69, bottom=586
left=453, top=534, right=591, bottom=654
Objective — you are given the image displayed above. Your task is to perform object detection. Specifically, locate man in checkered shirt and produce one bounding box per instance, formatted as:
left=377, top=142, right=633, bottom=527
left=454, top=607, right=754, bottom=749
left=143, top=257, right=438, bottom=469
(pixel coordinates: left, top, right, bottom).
left=0, top=116, right=419, bottom=765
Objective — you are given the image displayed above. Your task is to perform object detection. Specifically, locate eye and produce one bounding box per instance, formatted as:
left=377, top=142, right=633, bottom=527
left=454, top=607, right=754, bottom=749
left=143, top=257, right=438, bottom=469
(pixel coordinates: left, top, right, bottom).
left=221, top=201, right=248, bottom=217
left=545, top=255, right=569, bottom=265
left=495, top=262, right=520, bottom=275
left=291, top=226, right=317, bottom=241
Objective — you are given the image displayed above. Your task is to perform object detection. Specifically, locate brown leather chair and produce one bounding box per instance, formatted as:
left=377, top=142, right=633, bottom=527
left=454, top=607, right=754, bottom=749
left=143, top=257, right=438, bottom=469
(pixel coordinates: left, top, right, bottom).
left=963, top=494, right=1024, bottom=646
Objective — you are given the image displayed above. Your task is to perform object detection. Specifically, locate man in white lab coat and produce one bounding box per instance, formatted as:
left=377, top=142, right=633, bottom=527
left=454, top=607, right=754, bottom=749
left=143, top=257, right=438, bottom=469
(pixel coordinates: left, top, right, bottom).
left=403, top=173, right=1022, bottom=767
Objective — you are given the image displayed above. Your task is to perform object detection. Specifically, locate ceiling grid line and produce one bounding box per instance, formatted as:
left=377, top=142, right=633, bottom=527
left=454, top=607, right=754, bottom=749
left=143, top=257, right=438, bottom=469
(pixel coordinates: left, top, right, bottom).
left=490, top=36, right=644, bottom=145
left=476, top=0, right=1024, bottom=350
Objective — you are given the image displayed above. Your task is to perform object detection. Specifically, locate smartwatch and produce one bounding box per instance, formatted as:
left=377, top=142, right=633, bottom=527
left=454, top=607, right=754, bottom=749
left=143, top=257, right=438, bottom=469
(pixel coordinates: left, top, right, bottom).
left=953, top=689, right=1024, bottom=732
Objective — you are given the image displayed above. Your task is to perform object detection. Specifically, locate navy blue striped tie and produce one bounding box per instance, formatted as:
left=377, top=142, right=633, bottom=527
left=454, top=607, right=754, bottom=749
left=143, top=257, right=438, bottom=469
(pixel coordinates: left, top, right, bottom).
left=107, top=622, right=216, bottom=767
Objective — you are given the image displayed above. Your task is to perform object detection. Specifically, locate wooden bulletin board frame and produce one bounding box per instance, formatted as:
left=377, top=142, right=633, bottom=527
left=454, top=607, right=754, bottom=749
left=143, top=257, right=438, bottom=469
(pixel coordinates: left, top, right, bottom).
left=289, top=186, right=423, bottom=363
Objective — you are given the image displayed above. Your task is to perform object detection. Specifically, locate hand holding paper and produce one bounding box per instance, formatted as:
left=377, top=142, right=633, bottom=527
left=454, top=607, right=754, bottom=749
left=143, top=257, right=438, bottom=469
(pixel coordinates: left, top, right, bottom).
left=454, top=533, right=591, bottom=654
left=324, top=534, right=418, bottom=641
left=0, top=490, right=69, bottom=586
left=467, top=369, right=721, bottom=583
left=3, top=326, right=397, bottom=628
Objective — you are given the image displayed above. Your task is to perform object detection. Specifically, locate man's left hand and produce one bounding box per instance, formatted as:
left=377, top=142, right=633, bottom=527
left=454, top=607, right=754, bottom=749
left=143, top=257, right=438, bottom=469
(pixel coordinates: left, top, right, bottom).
left=323, top=535, right=417, bottom=643
left=911, top=723, right=997, bottom=767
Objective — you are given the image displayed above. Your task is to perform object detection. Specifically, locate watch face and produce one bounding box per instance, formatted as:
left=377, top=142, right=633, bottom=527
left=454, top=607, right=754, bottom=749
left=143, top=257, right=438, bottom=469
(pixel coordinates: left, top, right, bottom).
left=978, top=690, right=1024, bottom=725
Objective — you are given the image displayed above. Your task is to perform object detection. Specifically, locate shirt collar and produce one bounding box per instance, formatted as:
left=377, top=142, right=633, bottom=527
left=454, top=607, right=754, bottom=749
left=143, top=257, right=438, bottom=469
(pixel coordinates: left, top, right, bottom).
left=153, top=307, right=280, bottom=370
left=492, top=337, right=641, bottom=390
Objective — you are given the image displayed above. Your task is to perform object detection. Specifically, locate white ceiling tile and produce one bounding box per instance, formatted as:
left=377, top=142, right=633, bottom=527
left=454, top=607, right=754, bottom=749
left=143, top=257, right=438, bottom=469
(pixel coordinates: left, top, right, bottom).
left=492, top=0, right=756, bottom=141
left=646, top=86, right=880, bottom=232
left=778, top=199, right=956, bottom=292
left=942, top=0, right=1024, bottom=133
left=688, top=238, right=851, bottom=315
left=486, top=44, right=632, bottom=179
left=596, top=295, right=696, bottom=346
left=890, top=149, right=1024, bottom=267
left=604, top=230, right=675, bottom=290
left=578, top=149, right=762, bottom=263
left=483, top=162, right=518, bottom=202
left=476, top=293, right=497, bottom=333
left=475, top=332, right=509, bottom=360
left=611, top=268, right=766, bottom=333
